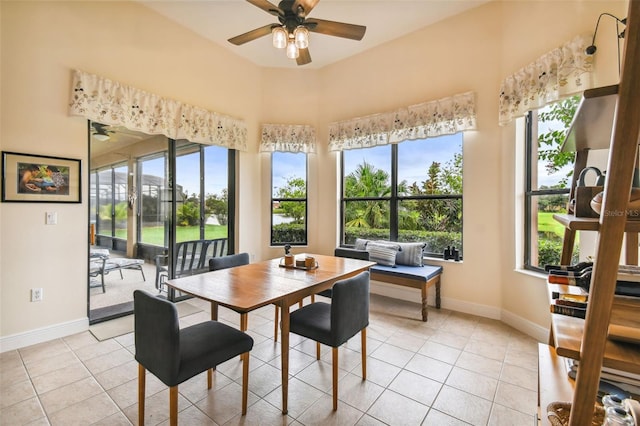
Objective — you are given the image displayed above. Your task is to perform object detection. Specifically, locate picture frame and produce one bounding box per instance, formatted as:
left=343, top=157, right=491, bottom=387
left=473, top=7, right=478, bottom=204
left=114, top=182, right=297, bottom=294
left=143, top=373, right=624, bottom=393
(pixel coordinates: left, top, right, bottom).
left=2, top=151, right=81, bottom=203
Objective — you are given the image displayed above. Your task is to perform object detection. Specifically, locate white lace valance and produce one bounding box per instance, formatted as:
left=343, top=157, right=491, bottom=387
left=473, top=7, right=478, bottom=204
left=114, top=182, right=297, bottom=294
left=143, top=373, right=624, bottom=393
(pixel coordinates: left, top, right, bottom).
left=259, top=124, right=316, bottom=153
left=499, top=34, right=594, bottom=126
left=328, top=92, right=476, bottom=152
left=69, top=70, right=247, bottom=150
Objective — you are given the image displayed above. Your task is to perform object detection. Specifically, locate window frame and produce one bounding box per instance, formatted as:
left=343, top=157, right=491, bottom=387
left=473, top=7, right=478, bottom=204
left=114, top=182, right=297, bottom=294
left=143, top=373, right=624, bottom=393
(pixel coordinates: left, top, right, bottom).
left=339, top=138, right=463, bottom=258
left=270, top=151, right=308, bottom=246
left=524, top=110, right=574, bottom=272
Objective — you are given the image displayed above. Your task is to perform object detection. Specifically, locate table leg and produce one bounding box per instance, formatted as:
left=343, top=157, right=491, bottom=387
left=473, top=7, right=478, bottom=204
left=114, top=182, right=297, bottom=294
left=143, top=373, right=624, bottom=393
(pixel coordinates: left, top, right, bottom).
left=280, top=299, right=290, bottom=415
left=211, top=301, right=218, bottom=321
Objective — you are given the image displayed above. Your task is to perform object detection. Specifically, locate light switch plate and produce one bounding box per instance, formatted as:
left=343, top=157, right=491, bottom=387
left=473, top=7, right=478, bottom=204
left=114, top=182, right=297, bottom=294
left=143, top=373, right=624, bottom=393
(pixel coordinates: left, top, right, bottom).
left=45, top=212, right=57, bottom=225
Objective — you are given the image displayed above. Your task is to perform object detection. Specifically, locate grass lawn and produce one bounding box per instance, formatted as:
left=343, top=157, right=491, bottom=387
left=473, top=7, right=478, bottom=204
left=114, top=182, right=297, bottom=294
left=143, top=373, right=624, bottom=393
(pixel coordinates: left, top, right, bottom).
left=538, top=212, right=567, bottom=238
left=114, top=225, right=227, bottom=246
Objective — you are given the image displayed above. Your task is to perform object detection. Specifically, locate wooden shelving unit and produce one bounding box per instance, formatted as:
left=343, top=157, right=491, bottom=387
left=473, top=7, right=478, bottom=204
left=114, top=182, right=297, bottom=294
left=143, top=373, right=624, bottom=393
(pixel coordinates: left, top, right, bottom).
left=538, top=2, right=640, bottom=425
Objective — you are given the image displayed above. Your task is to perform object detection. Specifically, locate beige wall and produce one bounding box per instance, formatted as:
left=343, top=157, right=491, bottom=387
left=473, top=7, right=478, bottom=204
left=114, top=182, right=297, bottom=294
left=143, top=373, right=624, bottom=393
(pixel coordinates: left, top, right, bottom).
left=0, top=0, right=628, bottom=349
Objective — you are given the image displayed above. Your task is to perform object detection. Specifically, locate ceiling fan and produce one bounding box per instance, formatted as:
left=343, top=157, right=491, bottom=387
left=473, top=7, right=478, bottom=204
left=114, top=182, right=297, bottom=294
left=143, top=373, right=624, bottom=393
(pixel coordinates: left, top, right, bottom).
left=91, top=122, right=115, bottom=141
left=228, top=0, right=366, bottom=66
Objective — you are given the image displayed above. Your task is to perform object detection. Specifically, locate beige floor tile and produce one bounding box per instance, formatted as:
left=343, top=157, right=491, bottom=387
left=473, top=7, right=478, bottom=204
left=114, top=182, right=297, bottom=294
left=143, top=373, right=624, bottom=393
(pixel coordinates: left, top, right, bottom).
left=492, top=381, right=537, bottom=417
left=24, top=350, right=80, bottom=379
left=84, top=347, right=135, bottom=376
left=47, top=392, right=120, bottom=426
left=338, top=372, right=385, bottom=412
left=0, top=396, right=46, bottom=425
left=0, top=363, right=29, bottom=388
left=423, top=408, right=471, bottom=425
left=464, top=339, right=508, bottom=362
left=31, top=361, right=91, bottom=395
left=488, top=402, right=537, bottom=426
left=296, top=393, right=365, bottom=426
left=73, top=339, right=124, bottom=362
left=0, top=295, right=542, bottom=425
left=455, top=351, right=503, bottom=380
left=39, top=376, right=104, bottom=415
left=445, top=366, right=498, bottom=400
left=19, top=339, right=70, bottom=365
left=63, top=331, right=99, bottom=351
left=369, top=342, right=414, bottom=368
left=387, top=369, right=442, bottom=406
left=93, top=359, right=139, bottom=391
left=263, top=377, right=324, bottom=419
left=0, top=379, right=36, bottom=409
left=366, top=389, right=429, bottom=425
left=356, top=413, right=387, bottom=425
left=196, top=381, right=260, bottom=425
left=429, top=330, right=469, bottom=350
left=499, top=363, right=538, bottom=392
left=295, top=358, right=349, bottom=393
left=418, top=340, right=462, bottom=364
left=432, top=385, right=493, bottom=425
left=404, top=353, right=453, bottom=383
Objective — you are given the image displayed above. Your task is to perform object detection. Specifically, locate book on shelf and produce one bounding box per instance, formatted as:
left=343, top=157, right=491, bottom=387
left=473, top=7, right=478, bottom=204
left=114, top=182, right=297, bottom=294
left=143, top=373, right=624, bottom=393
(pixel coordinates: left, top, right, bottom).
left=564, top=357, right=640, bottom=397
left=550, top=301, right=587, bottom=318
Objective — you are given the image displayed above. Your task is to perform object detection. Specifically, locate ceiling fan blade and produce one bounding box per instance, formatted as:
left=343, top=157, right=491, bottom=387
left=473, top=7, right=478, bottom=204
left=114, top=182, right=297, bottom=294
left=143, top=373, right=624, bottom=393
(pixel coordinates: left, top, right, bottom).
left=228, top=24, right=275, bottom=45
left=297, top=47, right=312, bottom=66
left=246, top=0, right=283, bottom=18
left=292, top=0, right=319, bottom=17
left=305, top=18, right=366, bottom=41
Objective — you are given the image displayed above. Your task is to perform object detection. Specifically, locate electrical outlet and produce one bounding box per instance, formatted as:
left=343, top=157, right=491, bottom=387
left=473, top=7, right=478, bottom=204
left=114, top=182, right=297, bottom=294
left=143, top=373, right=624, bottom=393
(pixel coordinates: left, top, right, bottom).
left=31, top=288, right=43, bottom=302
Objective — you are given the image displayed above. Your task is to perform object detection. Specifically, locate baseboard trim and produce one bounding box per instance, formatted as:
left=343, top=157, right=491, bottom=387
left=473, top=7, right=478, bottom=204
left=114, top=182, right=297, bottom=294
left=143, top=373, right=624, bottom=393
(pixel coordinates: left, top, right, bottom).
left=501, top=308, right=549, bottom=343
left=371, top=280, right=546, bottom=341
left=0, top=317, right=89, bottom=353
left=371, top=280, right=502, bottom=319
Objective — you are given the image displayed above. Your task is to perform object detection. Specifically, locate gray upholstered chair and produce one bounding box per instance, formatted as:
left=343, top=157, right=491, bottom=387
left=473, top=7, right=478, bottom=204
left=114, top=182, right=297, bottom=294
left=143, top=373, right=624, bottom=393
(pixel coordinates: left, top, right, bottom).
left=209, top=253, right=282, bottom=340
left=133, top=290, right=253, bottom=426
left=289, top=271, right=370, bottom=410
left=313, top=247, right=370, bottom=300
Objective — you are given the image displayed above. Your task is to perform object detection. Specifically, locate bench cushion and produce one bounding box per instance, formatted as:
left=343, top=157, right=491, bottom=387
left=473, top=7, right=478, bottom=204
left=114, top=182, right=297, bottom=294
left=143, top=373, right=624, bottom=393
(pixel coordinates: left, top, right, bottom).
left=370, top=264, right=442, bottom=282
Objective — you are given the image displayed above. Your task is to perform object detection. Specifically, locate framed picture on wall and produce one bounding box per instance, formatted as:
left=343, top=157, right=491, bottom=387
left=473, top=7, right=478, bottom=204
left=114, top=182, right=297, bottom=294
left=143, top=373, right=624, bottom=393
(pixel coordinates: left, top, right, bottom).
left=1, top=151, right=81, bottom=203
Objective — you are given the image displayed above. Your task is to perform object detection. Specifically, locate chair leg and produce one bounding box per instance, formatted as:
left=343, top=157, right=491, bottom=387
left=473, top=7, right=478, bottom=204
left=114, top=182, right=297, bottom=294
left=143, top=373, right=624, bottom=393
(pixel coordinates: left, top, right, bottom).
left=242, top=352, right=250, bottom=415
left=332, top=347, right=339, bottom=411
left=240, top=313, right=248, bottom=332
left=316, top=342, right=321, bottom=360
left=311, top=294, right=315, bottom=303
left=138, top=364, right=146, bottom=426
left=273, top=305, right=279, bottom=342
left=169, top=386, right=178, bottom=426
left=207, top=368, right=213, bottom=389
left=361, top=328, right=367, bottom=380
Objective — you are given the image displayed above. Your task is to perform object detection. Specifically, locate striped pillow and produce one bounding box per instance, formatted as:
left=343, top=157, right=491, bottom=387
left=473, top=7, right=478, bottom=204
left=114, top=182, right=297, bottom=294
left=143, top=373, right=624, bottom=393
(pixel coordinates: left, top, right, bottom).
left=396, top=242, right=426, bottom=266
left=354, top=238, right=370, bottom=250
left=366, top=242, right=400, bottom=267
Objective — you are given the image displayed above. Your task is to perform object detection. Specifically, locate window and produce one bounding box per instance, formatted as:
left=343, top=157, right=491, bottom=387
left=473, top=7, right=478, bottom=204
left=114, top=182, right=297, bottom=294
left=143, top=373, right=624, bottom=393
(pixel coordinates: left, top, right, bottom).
left=341, top=134, right=463, bottom=258
left=524, top=97, right=579, bottom=270
left=271, top=151, right=307, bottom=245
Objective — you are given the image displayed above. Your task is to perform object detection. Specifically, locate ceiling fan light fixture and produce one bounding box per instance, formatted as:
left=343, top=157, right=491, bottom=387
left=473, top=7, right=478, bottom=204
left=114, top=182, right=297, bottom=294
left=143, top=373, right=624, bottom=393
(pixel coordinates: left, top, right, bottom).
left=286, top=40, right=299, bottom=59
left=93, top=134, right=110, bottom=142
left=272, top=26, right=287, bottom=49
left=293, top=26, right=309, bottom=49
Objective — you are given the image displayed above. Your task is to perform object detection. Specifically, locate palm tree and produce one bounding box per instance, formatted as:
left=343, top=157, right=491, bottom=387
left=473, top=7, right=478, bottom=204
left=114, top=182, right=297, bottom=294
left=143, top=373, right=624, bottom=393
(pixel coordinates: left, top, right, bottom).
left=344, top=162, right=391, bottom=229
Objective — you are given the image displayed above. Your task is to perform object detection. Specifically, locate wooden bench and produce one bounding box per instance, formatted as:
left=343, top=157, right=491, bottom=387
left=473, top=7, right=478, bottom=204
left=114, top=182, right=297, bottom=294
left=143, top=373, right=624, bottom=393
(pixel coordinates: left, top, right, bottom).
left=335, top=247, right=442, bottom=321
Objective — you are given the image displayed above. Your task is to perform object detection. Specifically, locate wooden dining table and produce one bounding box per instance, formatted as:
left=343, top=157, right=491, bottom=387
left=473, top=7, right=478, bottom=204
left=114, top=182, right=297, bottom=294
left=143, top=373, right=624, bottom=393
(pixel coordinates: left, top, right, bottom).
left=165, top=253, right=375, bottom=414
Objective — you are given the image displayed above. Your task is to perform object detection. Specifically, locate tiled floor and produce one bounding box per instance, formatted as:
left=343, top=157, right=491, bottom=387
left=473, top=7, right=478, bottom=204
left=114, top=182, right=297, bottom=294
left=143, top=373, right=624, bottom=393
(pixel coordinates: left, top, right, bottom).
left=0, top=294, right=539, bottom=425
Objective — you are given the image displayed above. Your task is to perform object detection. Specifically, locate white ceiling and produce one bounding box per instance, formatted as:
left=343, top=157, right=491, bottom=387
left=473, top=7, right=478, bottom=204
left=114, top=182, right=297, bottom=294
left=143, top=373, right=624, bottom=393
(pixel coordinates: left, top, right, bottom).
left=139, top=0, right=490, bottom=69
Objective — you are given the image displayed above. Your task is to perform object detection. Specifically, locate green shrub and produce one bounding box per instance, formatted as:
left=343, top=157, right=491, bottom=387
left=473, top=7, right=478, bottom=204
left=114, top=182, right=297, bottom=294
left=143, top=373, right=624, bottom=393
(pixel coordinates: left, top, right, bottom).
left=273, top=223, right=306, bottom=244
left=344, top=227, right=462, bottom=256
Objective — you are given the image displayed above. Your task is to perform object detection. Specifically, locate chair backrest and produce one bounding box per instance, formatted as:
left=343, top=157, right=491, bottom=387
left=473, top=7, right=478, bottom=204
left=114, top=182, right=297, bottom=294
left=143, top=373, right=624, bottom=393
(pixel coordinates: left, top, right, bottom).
left=330, top=271, right=370, bottom=346
left=209, top=252, right=250, bottom=271
left=133, top=290, right=181, bottom=385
